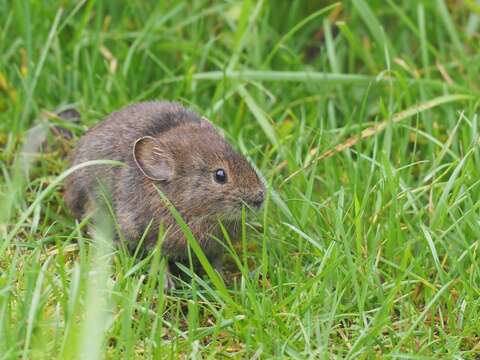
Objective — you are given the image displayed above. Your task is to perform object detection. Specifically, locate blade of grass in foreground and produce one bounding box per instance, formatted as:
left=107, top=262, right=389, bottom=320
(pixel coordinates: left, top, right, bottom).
left=77, top=211, right=114, bottom=360
left=154, top=187, right=237, bottom=309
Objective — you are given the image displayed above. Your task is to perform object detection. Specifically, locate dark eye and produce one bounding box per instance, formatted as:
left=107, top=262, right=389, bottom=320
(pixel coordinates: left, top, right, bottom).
left=214, top=168, right=227, bottom=184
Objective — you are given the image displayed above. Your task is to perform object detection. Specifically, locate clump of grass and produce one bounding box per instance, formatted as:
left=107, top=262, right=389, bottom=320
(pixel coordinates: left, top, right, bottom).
left=1, top=1, right=480, bottom=358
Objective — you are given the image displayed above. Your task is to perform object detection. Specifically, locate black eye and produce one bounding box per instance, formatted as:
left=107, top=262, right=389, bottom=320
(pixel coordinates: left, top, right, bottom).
left=214, top=168, right=227, bottom=184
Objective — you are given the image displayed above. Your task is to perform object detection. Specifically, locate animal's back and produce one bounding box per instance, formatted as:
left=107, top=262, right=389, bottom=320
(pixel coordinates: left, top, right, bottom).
left=64, top=101, right=201, bottom=218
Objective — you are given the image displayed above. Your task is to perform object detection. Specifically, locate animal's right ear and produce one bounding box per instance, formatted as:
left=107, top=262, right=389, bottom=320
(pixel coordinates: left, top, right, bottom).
left=133, top=136, right=174, bottom=181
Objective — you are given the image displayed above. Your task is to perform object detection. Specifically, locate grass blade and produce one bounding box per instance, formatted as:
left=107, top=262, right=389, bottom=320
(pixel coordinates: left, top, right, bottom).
left=237, top=85, right=278, bottom=147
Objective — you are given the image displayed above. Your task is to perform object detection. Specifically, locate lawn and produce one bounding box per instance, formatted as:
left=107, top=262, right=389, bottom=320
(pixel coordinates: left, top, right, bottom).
left=1, top=0, right=480, bottom=358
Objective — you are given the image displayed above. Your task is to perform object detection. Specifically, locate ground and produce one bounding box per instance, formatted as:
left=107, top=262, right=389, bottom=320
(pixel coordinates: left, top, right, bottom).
left=1, top=0, right=480, bottom=358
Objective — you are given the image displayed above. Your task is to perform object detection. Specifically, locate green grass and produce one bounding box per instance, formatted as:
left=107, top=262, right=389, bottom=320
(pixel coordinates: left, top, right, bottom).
left=1, top=0, right=480, bottom=358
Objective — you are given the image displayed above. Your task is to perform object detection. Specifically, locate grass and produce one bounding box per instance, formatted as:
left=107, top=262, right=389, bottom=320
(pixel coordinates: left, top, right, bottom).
left=1, top=0, right=480, bottom=357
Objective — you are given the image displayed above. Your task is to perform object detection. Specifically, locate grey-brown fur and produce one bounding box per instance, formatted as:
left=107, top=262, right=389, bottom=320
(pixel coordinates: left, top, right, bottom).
left=64, top=101, right=264, bottom=281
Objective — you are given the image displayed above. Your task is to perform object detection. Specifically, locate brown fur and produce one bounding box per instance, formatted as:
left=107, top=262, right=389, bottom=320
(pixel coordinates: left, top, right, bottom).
left=64, top=101, right=264, bottom=272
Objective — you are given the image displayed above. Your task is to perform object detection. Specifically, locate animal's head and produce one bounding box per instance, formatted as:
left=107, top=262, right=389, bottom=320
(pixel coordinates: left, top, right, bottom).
left=133, top=118, right=265, bottom=219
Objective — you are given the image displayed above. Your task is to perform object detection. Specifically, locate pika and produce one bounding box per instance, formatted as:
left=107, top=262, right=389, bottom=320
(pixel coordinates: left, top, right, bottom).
left=64, top=101, right=265, bottom=287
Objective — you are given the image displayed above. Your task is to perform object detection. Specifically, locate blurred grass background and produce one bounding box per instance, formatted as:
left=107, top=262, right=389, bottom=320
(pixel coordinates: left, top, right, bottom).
left=1, top=0, right=480, bottom=358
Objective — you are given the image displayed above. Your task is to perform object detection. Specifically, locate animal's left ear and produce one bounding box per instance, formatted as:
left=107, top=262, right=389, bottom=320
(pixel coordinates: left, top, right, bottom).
left=133, top=136, right=174, bottom=181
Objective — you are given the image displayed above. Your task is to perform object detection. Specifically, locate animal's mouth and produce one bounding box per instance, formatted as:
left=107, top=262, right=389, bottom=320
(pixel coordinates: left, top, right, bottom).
left=240, top=197, right=264, bottom=212
left=216, top=195, right=264, bottom=220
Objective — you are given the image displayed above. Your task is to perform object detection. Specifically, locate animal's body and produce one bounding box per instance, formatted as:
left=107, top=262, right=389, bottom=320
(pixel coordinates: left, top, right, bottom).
left=64, top=102, right=264, bottom=283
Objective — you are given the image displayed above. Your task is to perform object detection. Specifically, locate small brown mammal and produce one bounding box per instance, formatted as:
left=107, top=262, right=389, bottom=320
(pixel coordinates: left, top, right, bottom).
left=64, top=101, right=265, bottom=287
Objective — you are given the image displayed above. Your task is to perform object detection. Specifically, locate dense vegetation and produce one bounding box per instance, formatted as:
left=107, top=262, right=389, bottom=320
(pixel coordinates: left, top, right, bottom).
left=1, top=0, right=479, bottom=357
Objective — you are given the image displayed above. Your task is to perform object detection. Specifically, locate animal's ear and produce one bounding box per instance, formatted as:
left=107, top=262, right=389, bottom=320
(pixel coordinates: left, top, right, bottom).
left=133, top=136, right=174, bottom=181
